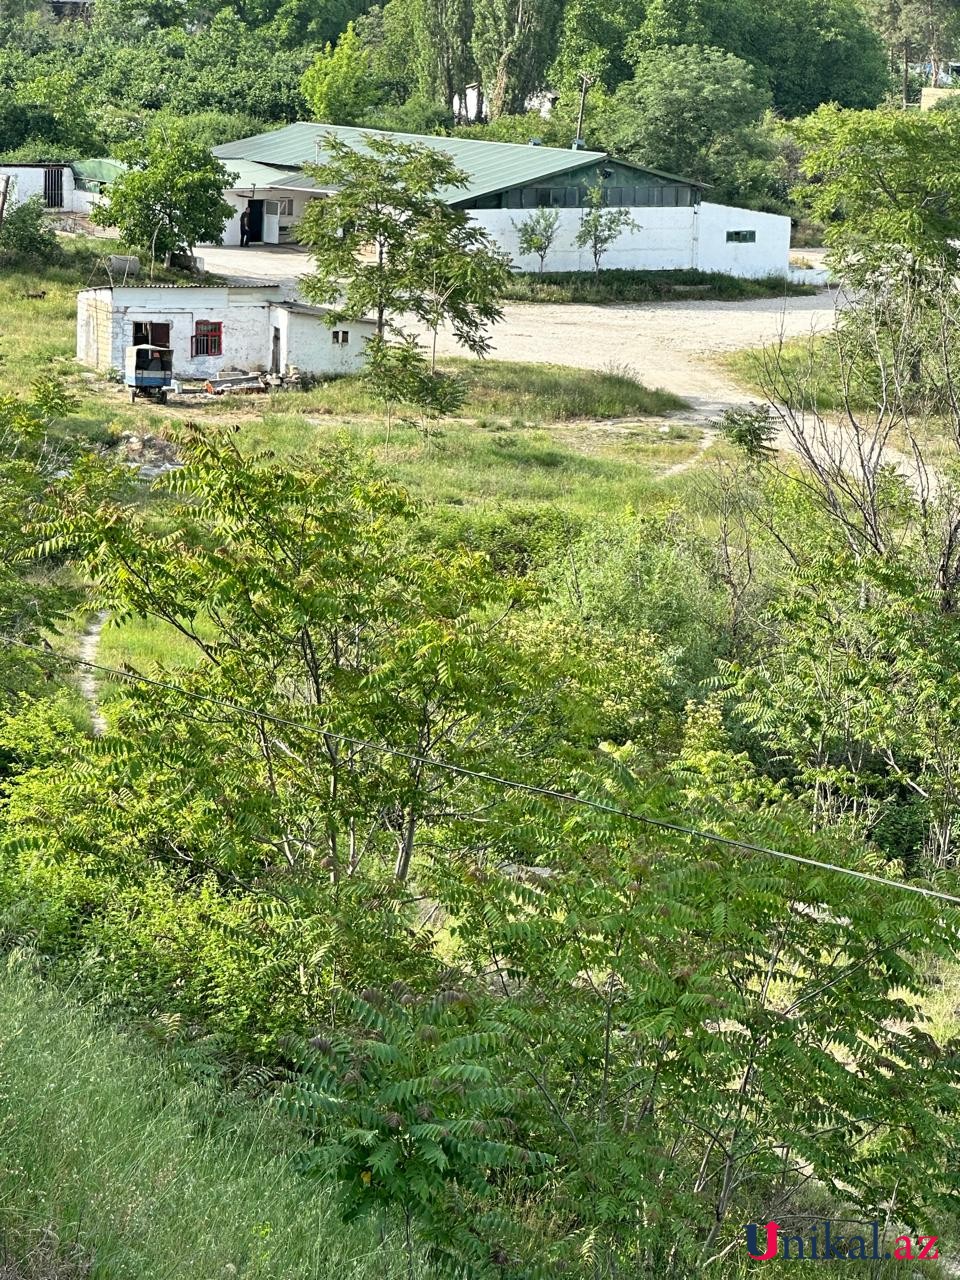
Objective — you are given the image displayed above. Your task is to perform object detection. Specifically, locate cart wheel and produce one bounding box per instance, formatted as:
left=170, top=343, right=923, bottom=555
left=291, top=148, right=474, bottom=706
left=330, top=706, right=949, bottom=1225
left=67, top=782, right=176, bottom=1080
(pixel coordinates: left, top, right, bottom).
left=159, top=391, right=168, bottom=405
left=130, top=389, right=137, bottom=403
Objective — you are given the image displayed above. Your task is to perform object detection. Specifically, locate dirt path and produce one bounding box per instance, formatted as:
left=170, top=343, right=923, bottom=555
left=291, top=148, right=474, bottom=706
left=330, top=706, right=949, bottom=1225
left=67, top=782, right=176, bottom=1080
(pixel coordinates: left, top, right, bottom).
left=79, top=611, right=108, bottom=737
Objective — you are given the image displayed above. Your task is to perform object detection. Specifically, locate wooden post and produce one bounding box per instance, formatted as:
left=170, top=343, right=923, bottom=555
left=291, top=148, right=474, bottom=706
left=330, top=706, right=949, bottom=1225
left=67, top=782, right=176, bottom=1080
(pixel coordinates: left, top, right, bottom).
left=0, top=175, right=9, bottom=232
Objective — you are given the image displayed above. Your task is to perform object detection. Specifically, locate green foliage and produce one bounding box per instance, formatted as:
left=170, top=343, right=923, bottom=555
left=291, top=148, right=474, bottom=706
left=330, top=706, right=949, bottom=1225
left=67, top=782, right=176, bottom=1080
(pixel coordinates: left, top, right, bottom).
left=631, top=0, right=889, bottom=116
left=604, top=46, right=784, bottom=209
left=298, top=134, right=507, bottom=353
left=92, top=119, right=235, bottom=264
left=301, top=21, right=383, bottom=123
left=794, top=104, right=960, bottom=279
left=511, top=207, right=560, bottom=273
left=717, top=404, right=778, bottom=460
left=573, top=182, right=638, bottom=274
left=0, top=195, right=58, bottom=260
left=0, top=382, right=81, bottom=705
left=290, top=988, right=545, bottom=1275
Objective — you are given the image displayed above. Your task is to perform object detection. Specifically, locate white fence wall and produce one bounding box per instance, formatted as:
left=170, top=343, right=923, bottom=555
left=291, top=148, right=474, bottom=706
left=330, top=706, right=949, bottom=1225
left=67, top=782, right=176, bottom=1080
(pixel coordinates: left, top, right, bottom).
left=694, top=203, right=792, bottom=278
left=0, top=166, right=98, bottom=215
left=469, top=201, right=791, bottom=279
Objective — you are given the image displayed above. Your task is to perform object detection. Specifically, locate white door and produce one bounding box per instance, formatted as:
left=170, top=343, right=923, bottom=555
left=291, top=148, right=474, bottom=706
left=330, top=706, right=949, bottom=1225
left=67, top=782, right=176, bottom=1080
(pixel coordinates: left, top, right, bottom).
left=263, top=200, right=281, bottom=245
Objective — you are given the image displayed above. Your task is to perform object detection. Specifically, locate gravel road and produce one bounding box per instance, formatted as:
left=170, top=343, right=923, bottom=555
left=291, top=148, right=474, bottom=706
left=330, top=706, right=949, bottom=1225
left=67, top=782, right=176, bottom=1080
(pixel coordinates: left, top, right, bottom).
left=426, top=292, right=841, bottom=419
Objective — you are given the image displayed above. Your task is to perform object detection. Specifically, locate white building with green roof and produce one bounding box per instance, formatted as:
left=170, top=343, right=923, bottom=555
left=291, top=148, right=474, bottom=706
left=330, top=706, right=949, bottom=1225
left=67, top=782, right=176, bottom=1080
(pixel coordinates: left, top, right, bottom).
left=211, top=123, right=792, bottom=279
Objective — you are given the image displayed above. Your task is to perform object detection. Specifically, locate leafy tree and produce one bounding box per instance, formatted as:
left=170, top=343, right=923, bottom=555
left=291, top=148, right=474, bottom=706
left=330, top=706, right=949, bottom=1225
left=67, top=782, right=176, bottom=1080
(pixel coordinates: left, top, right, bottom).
left=300, top=20, right=383, bottom=124
left=298, top=134, right=507, bottom=351
left=794, top=104, right=960, bottom=279
left=631, top=0, right=889, bottom=115
left=0, top=382, right=80, bottom=704
left=863, top=0, right=960, bottom=89
left=291, top=988, right=545, bottom=1276
left=407, top=0, right=478, bottom=118
left=574, top=183, right=637, bottom=275
left=549, top=0, right=645, bottom=97
left=92, top=119, right=235, bottom=267
left=604, top=45, right=782, bottom=208
left=512, top=206, right=560, bottom=273
left=363, top=333, right=467, bottom=437
left=471, top=0, right=564, bottom=118
left=0, top=195, right=57, bottom=259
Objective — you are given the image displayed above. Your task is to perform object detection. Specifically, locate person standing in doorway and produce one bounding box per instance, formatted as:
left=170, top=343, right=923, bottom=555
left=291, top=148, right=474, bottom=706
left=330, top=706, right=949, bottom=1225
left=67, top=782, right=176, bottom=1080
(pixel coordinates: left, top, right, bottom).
left=240, top=208, right=251, bottom=247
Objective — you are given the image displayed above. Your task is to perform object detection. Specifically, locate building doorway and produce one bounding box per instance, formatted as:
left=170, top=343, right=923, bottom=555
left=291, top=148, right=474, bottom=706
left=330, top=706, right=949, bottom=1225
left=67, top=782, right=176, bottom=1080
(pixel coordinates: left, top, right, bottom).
left=43, top=166, right=64, bottom=208
left=271, top=326, right=281, bottom=374
left=132, top=321, right=171, bottom=347
left=246, top=199, right=264, bottom=243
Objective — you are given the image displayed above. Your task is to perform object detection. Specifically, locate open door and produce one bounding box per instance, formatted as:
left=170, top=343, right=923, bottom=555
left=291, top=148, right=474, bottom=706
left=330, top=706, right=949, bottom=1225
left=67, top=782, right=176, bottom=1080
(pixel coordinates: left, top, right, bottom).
left=263, top=200, right=281, bottom=245
left=246, top=199, right=264, bottom=243
left=271, top=326, right=281, bottom=374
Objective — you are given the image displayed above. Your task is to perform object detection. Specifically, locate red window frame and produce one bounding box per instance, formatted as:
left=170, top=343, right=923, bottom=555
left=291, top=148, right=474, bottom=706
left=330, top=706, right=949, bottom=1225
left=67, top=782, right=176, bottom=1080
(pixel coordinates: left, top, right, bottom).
left=191, top=320, right=223, bottom=357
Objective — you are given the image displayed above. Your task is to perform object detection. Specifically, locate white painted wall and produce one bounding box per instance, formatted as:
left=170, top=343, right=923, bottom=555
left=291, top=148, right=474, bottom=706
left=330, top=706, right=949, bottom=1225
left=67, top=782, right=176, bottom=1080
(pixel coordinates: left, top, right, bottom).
left=77, top=285, right=374, bottom=379
left=218, top=190, right=312, bottom=246
left=0, top=166, right=99, bottom=215
left=694, top=202, right=792, bottom=278
left=469, top=200, right=791, bottom=279
left=280, top=307, right=373, bottom=375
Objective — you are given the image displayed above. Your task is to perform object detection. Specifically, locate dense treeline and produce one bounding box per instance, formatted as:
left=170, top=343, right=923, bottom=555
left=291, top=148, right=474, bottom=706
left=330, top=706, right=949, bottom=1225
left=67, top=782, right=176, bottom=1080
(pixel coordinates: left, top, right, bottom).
left=0, top=0, right=906, bottom=205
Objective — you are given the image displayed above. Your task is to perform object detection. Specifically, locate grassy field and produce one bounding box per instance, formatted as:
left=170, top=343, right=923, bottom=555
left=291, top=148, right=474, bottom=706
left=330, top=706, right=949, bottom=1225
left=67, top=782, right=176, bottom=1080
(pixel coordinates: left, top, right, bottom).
left=0, top=954, right=422, bottom=1280
left=503, top=268, right=816, bottom=305
left=724, top=333, right=856, bottom=412
left=249, top=357, right=686, bottom=423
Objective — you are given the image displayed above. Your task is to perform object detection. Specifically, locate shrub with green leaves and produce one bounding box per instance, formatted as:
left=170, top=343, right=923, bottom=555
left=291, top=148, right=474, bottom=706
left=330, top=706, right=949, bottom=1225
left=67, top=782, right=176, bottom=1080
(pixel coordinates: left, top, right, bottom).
left=0, top=195, right=59, bottom=260
left=290, top=987, right=547, bottom=1277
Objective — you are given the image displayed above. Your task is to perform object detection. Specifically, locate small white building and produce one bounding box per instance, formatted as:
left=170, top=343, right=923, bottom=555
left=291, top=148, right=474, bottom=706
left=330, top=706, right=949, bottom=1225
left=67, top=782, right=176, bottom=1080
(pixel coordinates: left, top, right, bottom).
left=76, top=284, right=375, bottom=380
left=0, top=160, right=121, bottom=218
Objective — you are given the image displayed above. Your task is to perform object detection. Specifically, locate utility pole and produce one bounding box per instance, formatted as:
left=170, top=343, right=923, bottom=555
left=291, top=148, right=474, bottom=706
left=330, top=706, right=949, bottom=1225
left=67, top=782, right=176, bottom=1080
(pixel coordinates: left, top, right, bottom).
left=574, top=73, right=593, bottom=149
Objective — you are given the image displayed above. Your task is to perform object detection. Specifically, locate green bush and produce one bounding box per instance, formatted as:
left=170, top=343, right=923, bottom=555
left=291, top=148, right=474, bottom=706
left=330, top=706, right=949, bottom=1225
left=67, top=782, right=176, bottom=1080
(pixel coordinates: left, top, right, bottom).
left=0, top=195, right=59, bottom=260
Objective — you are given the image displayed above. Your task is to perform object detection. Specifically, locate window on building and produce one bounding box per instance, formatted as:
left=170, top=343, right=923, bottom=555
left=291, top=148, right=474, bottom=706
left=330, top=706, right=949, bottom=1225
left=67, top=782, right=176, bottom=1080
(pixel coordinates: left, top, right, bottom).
left=191, top=320, right=223, bottom=357
left=276, top=198, right=294, bottom=216
left=332, top=330, right=350, bottom=345
left=726, top=229, right=757, bottom=243
left=132, top=321, right=171, bottom=347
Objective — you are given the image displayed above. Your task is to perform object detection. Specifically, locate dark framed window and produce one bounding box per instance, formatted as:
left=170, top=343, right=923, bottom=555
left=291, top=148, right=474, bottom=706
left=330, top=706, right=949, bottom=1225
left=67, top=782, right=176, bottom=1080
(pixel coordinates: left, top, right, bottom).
left=726, top=229, right=757, bottom=244
left=132, top=321, right=170, bottom=347
left=332, top=329, right=350, bottom=345
left=192, top=320, right=223, bottom=356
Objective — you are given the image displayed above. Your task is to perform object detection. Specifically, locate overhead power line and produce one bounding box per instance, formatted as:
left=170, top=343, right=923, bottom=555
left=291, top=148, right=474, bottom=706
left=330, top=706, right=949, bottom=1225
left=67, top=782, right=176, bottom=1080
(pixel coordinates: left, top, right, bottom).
left=7, top=636, right=960, bottom=908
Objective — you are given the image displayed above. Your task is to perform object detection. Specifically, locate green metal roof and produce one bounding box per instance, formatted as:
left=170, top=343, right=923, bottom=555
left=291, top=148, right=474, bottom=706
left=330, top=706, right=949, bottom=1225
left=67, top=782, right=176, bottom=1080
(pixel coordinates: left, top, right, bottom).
left=213, top=123, right=704, bottom=204
left=216, top=159, right=299, bottom=190
left=70, top=158, right=124, bottom=189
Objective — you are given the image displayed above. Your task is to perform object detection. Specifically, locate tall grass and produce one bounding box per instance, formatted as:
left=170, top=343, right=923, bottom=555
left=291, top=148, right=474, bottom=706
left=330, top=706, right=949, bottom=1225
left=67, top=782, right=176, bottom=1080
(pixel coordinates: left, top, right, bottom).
left=242, top=358, right=685, bottom=424
left=0, top=954, right=422, bottom=1279
left=502, top=269, right=816, bottom=305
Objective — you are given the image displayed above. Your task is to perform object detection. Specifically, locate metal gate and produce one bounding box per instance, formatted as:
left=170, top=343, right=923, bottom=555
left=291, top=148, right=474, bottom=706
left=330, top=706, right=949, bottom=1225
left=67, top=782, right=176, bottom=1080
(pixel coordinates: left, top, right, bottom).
left=43, top=167, right=64, bottom=209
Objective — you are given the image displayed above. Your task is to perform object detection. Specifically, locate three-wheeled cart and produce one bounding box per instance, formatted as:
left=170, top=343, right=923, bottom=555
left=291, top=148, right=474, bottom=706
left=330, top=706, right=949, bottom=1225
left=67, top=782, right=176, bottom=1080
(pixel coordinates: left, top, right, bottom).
left=125, top=344, right=173, bottom=404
